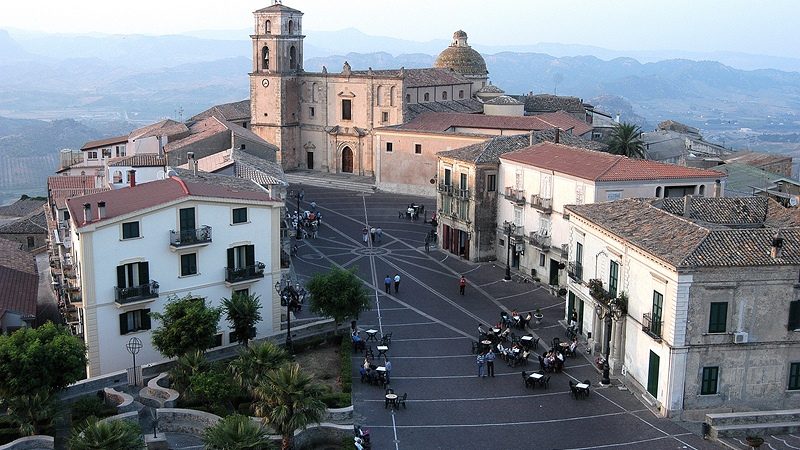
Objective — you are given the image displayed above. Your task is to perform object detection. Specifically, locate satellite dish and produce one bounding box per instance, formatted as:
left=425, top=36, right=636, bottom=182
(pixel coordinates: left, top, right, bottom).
left=790, top=196, right=798, bottom=207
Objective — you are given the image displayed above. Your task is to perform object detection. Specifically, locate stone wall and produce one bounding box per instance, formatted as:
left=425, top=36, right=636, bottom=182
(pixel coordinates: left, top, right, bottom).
left=156, top=408, right=221, bottom=435
left=103, top=387, right=136, bottom=413
left=0, top=436, right=54, bottom=450
left=139, top=373, right=179, bottom=409
left=293, top=423, right=352, bottom=450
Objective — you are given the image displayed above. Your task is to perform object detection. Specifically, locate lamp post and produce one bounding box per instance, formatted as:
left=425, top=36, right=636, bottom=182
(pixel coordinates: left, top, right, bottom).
left=275, top=277, right=293, bottom=353
left=293, top=190, right=303, bottom=240
left=503, top=221, right=516, bottom=281
left=125, top=337, right=143, bottom=386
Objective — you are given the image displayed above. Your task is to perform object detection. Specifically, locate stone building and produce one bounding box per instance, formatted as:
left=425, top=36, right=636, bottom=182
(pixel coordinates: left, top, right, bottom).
left=564, top=196, right=800, bottom=417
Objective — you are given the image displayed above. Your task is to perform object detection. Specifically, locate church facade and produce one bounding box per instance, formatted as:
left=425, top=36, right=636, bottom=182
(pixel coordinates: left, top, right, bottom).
left=249, top=2, right=488, bottom=175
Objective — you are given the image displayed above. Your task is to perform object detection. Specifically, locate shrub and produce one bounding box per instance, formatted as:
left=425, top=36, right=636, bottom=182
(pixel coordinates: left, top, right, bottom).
left=70, top=395, right=116, bottom=425
left=339, top=335, right=352, bottom=395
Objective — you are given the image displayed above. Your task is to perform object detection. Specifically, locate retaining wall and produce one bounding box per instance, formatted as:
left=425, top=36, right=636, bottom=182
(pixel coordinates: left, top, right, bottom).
left=0, top=436, right=54, bottom=450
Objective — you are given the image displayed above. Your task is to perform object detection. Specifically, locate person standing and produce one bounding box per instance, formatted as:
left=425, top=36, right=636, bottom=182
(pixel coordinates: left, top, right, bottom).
left=485, top=348, right=496, bottom=377
left=362, top=226, right=369, bottom=244
left=424, top=237, right=430, bottom=253
left=476, top=352, right=486, bottom=378
left=393, top=274, right=401, bottom=293
left=376, top=227, right=383, bottom=243
left=459, top=275, right=467, bottom=295
left=370, top=226, right=376, bottom=244
left=384, top=275, right=392, bottom=294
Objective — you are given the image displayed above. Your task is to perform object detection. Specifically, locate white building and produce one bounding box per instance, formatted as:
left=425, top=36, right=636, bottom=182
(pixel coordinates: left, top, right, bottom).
left=65, top=171, right=283, bottom=377
left=564, top=197, right=800, bottom=417
left=496, top=142, right=726, bottom=293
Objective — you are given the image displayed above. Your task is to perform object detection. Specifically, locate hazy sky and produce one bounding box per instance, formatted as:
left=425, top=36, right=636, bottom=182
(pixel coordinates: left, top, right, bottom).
left=1, top=0, right=797, bottom=58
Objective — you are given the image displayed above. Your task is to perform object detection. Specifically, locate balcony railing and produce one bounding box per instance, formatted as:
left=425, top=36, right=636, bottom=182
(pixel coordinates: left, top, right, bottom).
left=454, top=188, right=470, bottom=199
left=438, top=184, right=470, bottom=199
left=170, top=225, right=213, bottom=247
left=528, top=232, right=551, bottom=250
left=225, top=262, right=265, bottom=284
left=503, top=187, right=526, bottom=205
left=560, top=244, right=569, bottom=259
left=115, top=281, right=159, bottom=304
left=438, top=183, right=453, bottom=194
left=642, top=313, right=663, bottom=341
left=530, top=194, right=553, bottom=213
left=567, top=261, right=583, bottom=281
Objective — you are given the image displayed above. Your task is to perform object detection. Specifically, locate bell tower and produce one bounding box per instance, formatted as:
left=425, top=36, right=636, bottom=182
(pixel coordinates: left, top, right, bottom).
left=249, top=1, right=304, bottom=168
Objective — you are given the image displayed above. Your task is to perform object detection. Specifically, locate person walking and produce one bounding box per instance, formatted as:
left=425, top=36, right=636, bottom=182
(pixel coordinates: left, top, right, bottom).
left=476, top=352, right=486, bottom=378
left=485, top=348, right=496, bottom=377
left=384, top=275, right=392, bottom=294
left=370, top=226, right=376, bottom=244
left=424, top=236, right=431, bottom=253
left=376, top=227, right=383, bottom=243
left=362, top=226, right=369, bottom=245
left=459, top=275, right=467, bottom=295
left=393, top=274, right=400, bottom=293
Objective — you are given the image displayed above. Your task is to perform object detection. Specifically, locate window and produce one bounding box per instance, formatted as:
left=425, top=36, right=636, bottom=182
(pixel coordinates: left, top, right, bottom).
left=115, top=145, right=126, bottom=157
left=652, top=291, right=664, bottom=336
left=309, top=107, right=315, bottom=117
left=117, top=262, right=150, bottom=289
left=459, top=90, right=464, bottom=99
left=228, top=244, right=255, bottom=271
left=423, top=93, right=430, bottom=102
left=607, top=191, right=622, bottom=201
left=460, top=173, right=468, bottom=190
left=341, top=99, right=352, bottom=120
left=232, top=207, right=248, bottom=224
left=87, top=151, right=98, bottom=160
left=180, top=253, right=197, bottom=276
left=262, top=46, right=269, bottom=70
left=234, top=288, right=250, bottom=297
left=289, top=45, right=297, bottom=70
left=539, top=253, right=546, bottom=267
left=382, top=111, right=389, bottom=122
left=789, top=300, right=800, bottom=331
left=708, top=302, right=728, bottom=333
left=789, top=363, right=800, bottom=390
left=655, top=186, right=663, bottom=197
left=122, top=221, right=140, bottom=239
left=119, top=309, right=150, bottom=334
left=487, top=174, right=497, bottom=192
left=102, top=148, right=111, bottom=158
left=113, top=171, right=123, bottom=184
left=385, top=142, right=393, bottom=152
left=26, top=236, right=35, bottom=249
left=213, top=333, right=223, bottom=347
left=415, top=144, right=422, bottom=154
left=442, top=91, right=448, bottom=100
left=609, top=261, right=619, bottom=298
left=701, top=366, right=719, bottom=395
left=514, top=206, right=523, bottom=227
left=288, top=19, right=294, bottom=34
left=265, top=20, right=271, bottom=34
left=444, top=168, right=451, bottom=186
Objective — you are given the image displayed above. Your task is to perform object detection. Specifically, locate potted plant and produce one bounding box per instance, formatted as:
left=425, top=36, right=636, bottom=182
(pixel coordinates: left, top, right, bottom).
left=745, top=436, right=764, bottom=448
left=557, top=262, right=566, bottom=270
left=557, top=287, right=567, bottom=297
left=533, top=308, right=543, bottom=325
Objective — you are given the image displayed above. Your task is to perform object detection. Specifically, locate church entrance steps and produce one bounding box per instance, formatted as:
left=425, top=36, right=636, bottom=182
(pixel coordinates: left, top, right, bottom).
left=706, top=409, right=800, bottom=438
left=285, top=170, right=376, bottom=194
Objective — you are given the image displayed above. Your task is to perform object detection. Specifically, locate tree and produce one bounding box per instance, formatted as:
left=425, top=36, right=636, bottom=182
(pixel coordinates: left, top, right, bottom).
left=252, top=363, right=326, bottom=450
left=189, top=369, right=240, bottom=416
left=607, top=122, right=646, bottom=158
left=222, top=293, right=263, bottom=347
left=68, top=417, right=145, bottom=450
left=0, top=322, right=87, bottom=399
left=203, top=414, right=274, bottom=450
left=5, top=390, right=60, bottom=436
left=229, top=341, right=289, bottom=394
left=169, top=350, right=209, bottom=397
left=306, top=266, right=371, bottom=332
left=150, top=295, right=222, bottom=358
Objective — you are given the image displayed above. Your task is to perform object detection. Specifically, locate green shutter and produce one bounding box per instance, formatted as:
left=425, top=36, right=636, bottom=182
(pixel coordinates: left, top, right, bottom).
left=227, top=248, right=235, bottom=270
left=789, top=301, right=800, bottom=331
left=139, top=262, right=150, bottom=286
left=117, top=265, right=125, bottom=288
left=142, top=309, right=151, bottom=330
left=119, top=313, right=128, bottom=334
left=647, top=351, right=660, bottom=397
left=245, top=245, right=255, bottom=267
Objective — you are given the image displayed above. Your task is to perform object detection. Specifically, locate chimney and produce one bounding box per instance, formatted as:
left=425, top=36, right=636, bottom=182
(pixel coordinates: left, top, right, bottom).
left=771, top=229, right=784, bottom=258
left=529, top=130, right=535, bottom=146
left=683, top=195, right=692, bottom=217
left=615, top=114, right=621, bottom=123
left=83, top=203, right=91, bottom=224
left=554, top=128, right=560, bottom=144
left=128, top=170, right=136, bottom=188
left=187, top=152, right=196, bottom=176
left=713, top=179, right=721, bottom=198
left=97, top=201, right=106, bottom=220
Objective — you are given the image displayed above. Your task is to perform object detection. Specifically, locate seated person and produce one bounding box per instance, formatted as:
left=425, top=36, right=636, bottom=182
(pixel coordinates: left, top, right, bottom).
left=568, top=338, right=578, bottom=354
left=352, top=333, right=365, bottom=351
left=499, top=327, right=511, bottom=341
left=477, top=323, right=488, bottom=338
left=359, top=366, right=368, bottom=382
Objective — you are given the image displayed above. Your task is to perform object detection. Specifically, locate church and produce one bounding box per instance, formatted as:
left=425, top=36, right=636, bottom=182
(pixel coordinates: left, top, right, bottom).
left=249, top=1, right=490, bottom=176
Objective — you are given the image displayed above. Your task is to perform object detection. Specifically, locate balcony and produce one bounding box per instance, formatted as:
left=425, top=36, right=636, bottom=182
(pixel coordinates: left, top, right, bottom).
left=642, top=313, right=663, bottom=341
left=115, top=281, right=159, bottom=305
left=503, top=187, right=526, bottom=205
left=530, top=194, right=553, bottom=213
left=528, top=232, right=551, bottom=250
left=170, top=225, right=212, bottom=248
left=454, top=188, right=470, bottom=199
left=225, top=262, right=265, bottom=284
left=567, top=261, right=583, bottom=281
left=560, top=244, right=569, bottom=259
left=438, top=184, right=453, bottom=194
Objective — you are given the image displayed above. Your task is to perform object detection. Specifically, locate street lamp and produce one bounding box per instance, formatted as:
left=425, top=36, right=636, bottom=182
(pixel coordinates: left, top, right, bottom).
left=275, top=277, right=294, bottom=353
left=125, top=337, right=143, bottom=386
left=503, top=221, right=517, bottom=281
left=600, top=300, right=623, bottom=385
left=292, top=189, right=303, bottom=240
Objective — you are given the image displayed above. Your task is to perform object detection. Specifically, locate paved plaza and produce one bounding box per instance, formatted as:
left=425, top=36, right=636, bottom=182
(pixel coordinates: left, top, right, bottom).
left=289, top=184, right=722, bottom=450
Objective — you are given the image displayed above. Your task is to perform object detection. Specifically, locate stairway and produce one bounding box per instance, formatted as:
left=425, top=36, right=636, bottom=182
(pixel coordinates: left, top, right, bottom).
left=284, top=169, right=376, bottom=193
left=706, top=409, right=800, bottom=439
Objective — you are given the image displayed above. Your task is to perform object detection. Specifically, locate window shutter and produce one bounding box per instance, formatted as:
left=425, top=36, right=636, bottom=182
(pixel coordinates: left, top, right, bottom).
left=117, top=265, right=125, bottom=288
left=139, top=262, right=150, bottom=286
left=227, top=248, right=235, bottom=270
left=245, top=245, right=255, bottom=267
left=119, top=313, right=128, bottom=334
left=789, top=300, right=800, bottom=331
left=142, top=309, right=151, bottom=330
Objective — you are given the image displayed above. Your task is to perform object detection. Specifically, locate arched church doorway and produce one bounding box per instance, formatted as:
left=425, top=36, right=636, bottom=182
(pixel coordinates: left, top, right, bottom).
left=341, top=146, right=354, bottom=173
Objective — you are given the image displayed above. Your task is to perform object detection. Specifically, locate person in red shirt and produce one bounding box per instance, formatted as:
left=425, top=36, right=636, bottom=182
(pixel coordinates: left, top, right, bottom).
left=459, top=275, right=466, bottom=295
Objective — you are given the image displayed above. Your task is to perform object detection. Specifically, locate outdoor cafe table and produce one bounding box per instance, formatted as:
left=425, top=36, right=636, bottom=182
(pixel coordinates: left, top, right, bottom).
left=385, top=393, right=398, bottom=409
left=520, top=335, right=533, bottom=341
left=365, top=329, right=379, bottom=341
left=576, top=382, right=589, bottom=389
left=376, top=366, right=387, bottom=372
left=492, top=328, right=501, bottom=334
left=480, top=340, right=492, bottom=350
left=528, top=372, right=543, bottom=380
left=377, top=345, right=389, bottom=357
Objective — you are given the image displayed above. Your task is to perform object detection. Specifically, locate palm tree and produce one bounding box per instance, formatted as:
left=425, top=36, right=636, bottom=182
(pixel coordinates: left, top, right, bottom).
left=5, top=390, right=60, bottom=436
left=607, top=123, right=646, bottom=158
left=222, top=293, right=263, bottom=347
left=69, top=417, right=145, bottom=450
left=169, top=349, right=208, bottom=398
left=229, top=341, right=289, bottom=394
left=252, top=363, right=327, bottom=450
left=203, top=414, right=275, bottom=450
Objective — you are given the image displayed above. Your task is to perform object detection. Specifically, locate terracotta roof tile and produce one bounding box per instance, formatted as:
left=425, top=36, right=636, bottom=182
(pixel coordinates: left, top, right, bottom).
left=0, top=210, right=47, bottom=234
left=0, top=197, right=46, bottom=218
left=189, top=99, right=251, bottom=122
left=501, top=142, right=725, bottom=182
left=0, top=238, right=38, bottom=318
left=438, top=129, right=606, bottom=164
left=80, top=135, right=128, bottom=151
left=129, top=119, right=189, bottom=141
left=47, top=175, right=96, bottom=191
left=108, top=154, right=167, bottom=167
left=393, top=111, right=591, bottom=135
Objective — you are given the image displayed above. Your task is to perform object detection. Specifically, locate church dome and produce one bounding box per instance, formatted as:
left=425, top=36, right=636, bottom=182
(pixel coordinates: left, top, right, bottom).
left=434, top=30, right=488, bottom=76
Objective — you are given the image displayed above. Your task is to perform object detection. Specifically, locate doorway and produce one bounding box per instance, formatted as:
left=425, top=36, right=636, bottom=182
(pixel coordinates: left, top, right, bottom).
left=307, top=151, right=314, bottom=170
left=549, top=258, right=560, bottom=286
left=647, top=351, right=660, bottom=398
left=341, top=146, right=353, bottom=173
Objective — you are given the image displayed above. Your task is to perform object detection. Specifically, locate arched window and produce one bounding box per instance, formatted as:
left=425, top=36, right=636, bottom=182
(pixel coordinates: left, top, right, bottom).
left=288, top=20, right=294, bottom=34
left=655, top=186, right=662, bottom=197
left=262, top=46, right=269, bottom=71
left=265, top=20, right=271, bottom=34
left=289, top=46, right=297, bottom=70
left=406, top=93, right=411, bottom=104
left=423, top=92, right=430, bottom=102
left=459, top=90, right=464, bottom=99
left=311, top=82, right=317, bottom=103
left=442, top=91, right=448, bottom=100
left=699, top=185, right=706, bottom=196
left=376, top=85, right=384, bottom=106
left=390, top=86, right=396, bottom=106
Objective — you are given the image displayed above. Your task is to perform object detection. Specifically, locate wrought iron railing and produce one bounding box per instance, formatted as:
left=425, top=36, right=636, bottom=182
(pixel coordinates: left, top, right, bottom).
left=115, top=281, right=159, bottom=304
left=503, top=187, right=526, bottom=204
left=642, top=313, right=663, bottom=340
left=530, top=194, right=553, bottom=213
left=225, top=262, right=265, bottom=283
left=567, top=261, right=583, bottom=281
left=170, top=225, right=212, bottom=247
left=529, top=232, right=551, bottom=249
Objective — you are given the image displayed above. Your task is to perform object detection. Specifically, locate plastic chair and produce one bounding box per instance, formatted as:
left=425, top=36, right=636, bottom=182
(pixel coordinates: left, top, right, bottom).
left=398, top=393, right=407, bottom=409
